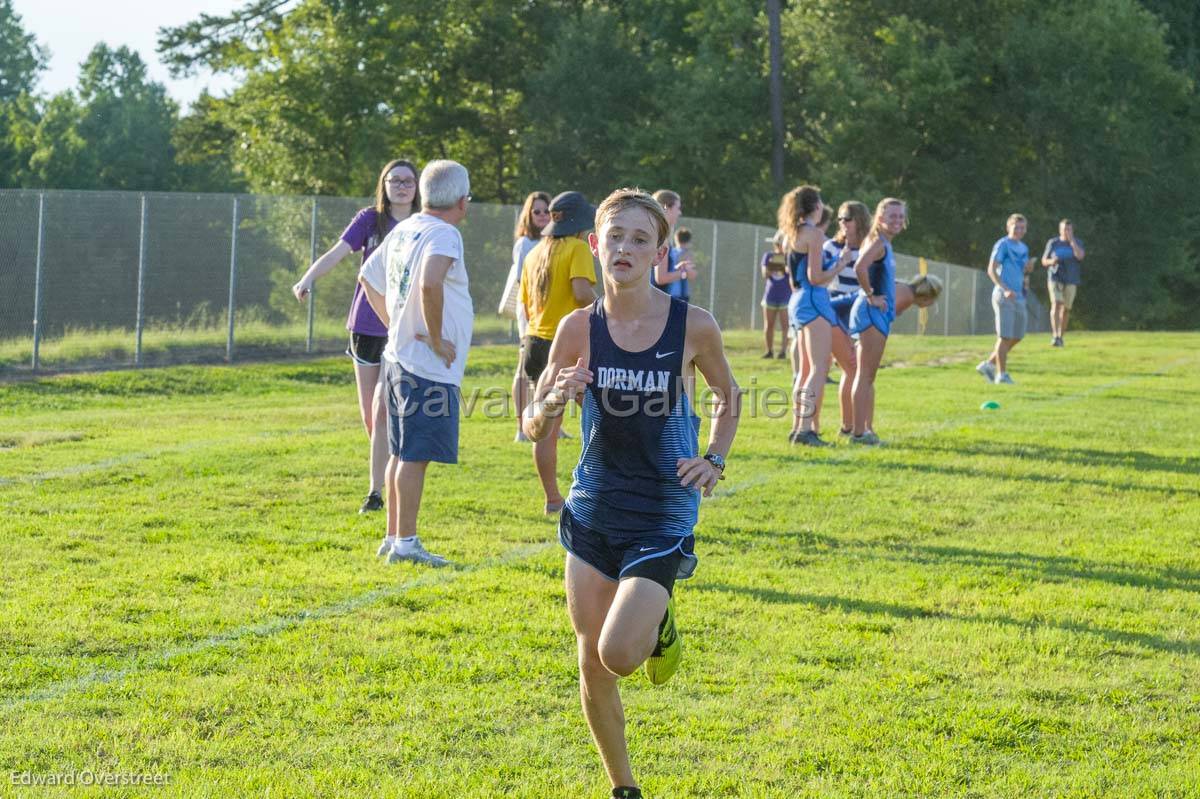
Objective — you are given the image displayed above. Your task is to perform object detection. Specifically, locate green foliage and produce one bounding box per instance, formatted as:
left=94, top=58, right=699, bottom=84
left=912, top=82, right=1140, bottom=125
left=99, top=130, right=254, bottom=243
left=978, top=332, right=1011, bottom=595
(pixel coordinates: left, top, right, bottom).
left=783, top=0, right=1200, bottom=328
left=11, top=45, right=181, bottom=190
left=0, top=0, right=45, bottom=186
left=0, top=0, right=46, bottom=102
left=1, top=1, right=1197, bottom=326
left=152, top=0, right=1200, bottom=328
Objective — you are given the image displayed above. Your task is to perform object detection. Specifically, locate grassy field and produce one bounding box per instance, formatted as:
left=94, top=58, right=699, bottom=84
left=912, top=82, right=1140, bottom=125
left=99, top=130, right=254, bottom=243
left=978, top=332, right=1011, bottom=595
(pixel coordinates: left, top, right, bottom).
left=0, top=316, right=516, bottom=374
left=1, top=331, right=1198, bottom=798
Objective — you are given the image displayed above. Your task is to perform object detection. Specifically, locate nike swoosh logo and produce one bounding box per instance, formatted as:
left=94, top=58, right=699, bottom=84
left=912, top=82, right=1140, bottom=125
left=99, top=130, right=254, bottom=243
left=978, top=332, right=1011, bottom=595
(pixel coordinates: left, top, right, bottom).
left=655, top=351, right=675, bottom=359
left=639, top=546, right=656, bottom=552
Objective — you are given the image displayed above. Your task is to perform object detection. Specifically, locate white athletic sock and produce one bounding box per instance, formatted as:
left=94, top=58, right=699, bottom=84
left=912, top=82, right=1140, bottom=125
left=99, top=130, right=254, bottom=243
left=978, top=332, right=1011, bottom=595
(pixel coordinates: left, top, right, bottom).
left=394, top=535, right=417, bottom=551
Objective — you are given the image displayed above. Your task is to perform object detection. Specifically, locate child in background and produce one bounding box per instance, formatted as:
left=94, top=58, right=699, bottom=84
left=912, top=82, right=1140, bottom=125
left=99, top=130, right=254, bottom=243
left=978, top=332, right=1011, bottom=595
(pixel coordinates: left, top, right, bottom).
left=760, top=231, right=790, bottom=358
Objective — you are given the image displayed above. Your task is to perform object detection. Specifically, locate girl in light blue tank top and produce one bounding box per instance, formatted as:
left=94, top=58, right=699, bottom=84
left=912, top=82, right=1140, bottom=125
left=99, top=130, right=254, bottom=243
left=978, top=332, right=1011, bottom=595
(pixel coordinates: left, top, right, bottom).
left=848, top=198, right=907, bottom=446
left=777, top=186, right=848, bottom=446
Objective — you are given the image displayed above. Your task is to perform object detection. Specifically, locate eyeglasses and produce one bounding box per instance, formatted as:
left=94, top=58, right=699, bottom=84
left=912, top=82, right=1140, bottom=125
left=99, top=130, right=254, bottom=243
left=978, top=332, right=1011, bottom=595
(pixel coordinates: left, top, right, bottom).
left=837, top=216, right=854, bottom=222
left=386, top=178, right=416, bottom=188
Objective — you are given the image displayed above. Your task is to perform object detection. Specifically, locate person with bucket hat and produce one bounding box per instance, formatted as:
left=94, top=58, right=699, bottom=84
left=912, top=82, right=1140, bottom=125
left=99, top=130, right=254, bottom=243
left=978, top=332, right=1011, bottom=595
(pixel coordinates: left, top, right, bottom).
left=519, top=191, right=599, bottom=514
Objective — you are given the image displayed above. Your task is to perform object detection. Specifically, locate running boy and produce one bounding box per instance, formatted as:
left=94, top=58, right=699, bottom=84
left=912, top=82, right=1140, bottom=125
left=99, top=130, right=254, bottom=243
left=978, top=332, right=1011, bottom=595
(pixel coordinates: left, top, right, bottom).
left=523, top=188, right=739, bottom=799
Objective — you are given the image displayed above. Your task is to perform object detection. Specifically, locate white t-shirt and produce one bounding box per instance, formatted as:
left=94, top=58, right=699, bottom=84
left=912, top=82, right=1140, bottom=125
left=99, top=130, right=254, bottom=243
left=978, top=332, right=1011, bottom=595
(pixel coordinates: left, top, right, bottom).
left=360, top=213, right=474, bottom=386
left=511, top=236, right=538, bottom=337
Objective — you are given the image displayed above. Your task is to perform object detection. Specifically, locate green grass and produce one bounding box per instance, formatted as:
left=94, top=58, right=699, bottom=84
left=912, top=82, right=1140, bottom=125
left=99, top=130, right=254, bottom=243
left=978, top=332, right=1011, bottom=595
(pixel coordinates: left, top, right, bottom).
left=1, top=331, right=1198, bottom=798
left=0, top=316, right=516, bottom=373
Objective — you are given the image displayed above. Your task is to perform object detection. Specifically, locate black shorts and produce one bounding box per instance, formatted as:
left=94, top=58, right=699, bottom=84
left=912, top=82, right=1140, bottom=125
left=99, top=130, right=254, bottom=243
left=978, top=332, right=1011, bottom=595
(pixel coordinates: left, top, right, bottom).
left=346, top=333, right=387, bottom=366
left=521, top=335, right=553, bottom=383
left=558, top=503, right=697, bottom=595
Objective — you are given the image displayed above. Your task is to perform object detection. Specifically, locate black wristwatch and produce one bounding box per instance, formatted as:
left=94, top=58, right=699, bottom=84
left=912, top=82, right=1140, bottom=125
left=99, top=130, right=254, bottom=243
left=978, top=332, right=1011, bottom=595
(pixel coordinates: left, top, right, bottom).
left=703, top=452, right=726, bottom=476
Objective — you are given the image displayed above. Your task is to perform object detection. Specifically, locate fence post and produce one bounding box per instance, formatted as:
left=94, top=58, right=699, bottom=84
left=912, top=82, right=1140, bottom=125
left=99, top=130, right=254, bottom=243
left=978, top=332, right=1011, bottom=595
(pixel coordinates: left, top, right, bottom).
left=307, top=197, right=317, bottom=353
left=135, top=194, right=148, bottom=367
left=750, top=226, right=762, bottom=329
left=970, top=270, right=978, bottom=334
left=31, top=192, right=46, bottom=371
left=944, top=263, right=951, bottom=336
left=226, top=196, right=239, bottom=362
left=512, top=207, right=520, bottom=342
left=709, top=221, right=719, bottom=317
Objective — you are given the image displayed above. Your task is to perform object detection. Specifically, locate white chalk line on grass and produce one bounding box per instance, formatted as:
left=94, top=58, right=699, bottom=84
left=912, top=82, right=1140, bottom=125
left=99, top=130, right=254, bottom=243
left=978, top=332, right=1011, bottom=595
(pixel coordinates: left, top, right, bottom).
left=7, top=357, right=1195, bottom=711
left=0, top=422, right=353, bottom=487
left=3, top=475, right=767, bottom=713
left=1, top=541, right=553, bottom=713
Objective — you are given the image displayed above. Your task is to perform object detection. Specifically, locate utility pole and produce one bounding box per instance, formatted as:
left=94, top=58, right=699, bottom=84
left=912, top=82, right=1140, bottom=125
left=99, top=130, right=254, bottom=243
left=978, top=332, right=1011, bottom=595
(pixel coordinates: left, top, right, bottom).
left=767, top=0, right=785, bottom=193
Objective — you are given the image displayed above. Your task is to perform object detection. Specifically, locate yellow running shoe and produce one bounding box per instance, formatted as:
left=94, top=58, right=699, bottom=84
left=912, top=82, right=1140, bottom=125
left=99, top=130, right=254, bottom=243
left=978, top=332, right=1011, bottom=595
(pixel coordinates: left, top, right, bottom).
left=645, top=597, right=681, bottom=686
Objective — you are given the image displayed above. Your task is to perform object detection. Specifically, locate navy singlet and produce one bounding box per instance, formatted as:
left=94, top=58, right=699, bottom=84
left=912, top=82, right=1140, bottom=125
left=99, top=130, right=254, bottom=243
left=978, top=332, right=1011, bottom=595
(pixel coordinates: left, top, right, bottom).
left=564, top=297, right=701, bottom=537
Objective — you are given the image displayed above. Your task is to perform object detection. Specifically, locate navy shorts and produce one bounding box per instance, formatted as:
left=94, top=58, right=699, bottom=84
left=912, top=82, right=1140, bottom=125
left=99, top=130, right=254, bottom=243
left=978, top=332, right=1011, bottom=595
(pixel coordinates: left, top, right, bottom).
left=559, top=503, right=697, bottom=595
left=346, top=332, right=387, bottom=366
left=383, top=361, right=460, bottom=463
left=521, top=335, right=553, bottom=383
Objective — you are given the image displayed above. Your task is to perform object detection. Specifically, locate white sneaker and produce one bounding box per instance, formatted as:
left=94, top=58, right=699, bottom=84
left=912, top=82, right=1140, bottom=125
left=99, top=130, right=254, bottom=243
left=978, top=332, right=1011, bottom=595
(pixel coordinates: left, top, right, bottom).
left=995, top=372, right=1015, bottom=385
left=376, top=537, right=395, bottom=557
left=387, top=537, right=450, bottom=567
left=976, top=360, right=996, bottom=382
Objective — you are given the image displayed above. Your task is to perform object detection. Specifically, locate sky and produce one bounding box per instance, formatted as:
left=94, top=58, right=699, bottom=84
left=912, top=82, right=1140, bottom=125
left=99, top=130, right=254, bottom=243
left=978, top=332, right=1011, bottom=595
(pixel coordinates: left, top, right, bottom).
left=11, top=0, right=244, bottom=108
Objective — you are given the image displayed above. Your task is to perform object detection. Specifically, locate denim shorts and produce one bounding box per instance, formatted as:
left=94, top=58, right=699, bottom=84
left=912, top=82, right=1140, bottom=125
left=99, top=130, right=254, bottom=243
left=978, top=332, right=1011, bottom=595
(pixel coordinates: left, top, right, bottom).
left=383, top=361, right=460, bottom=463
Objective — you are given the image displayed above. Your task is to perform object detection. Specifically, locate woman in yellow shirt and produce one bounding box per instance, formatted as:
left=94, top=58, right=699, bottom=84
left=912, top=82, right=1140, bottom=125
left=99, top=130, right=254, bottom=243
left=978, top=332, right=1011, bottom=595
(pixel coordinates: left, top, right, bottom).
left=519, top=191, right=598, bottom=514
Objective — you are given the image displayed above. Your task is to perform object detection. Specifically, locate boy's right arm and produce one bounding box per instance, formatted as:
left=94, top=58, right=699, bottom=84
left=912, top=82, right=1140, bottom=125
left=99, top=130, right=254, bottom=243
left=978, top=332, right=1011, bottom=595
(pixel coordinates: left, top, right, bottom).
left=523, top=310, right=591, bottom=442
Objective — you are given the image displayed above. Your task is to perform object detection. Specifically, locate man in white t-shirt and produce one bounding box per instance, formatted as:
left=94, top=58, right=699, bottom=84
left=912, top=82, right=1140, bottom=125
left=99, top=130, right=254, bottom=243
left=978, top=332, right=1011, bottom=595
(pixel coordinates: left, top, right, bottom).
left=359, top=159, right=473, bottom=566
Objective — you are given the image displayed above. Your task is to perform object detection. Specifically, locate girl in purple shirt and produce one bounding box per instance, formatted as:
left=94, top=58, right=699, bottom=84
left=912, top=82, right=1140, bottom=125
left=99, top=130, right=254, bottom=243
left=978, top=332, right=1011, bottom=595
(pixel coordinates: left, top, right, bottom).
left=760, top=232, right=791, bottom=359
left=292, top=159, right=420, bottom=514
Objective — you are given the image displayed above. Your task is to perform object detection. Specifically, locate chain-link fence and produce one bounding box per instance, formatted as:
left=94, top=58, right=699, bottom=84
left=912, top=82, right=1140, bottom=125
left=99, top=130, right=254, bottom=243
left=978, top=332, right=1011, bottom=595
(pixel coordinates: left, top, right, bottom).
left=0, top=189, right=1046, bottom=374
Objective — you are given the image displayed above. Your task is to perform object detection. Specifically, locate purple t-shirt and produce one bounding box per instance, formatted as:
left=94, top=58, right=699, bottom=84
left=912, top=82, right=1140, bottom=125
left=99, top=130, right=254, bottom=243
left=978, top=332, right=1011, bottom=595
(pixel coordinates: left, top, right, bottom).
left=761, top=252, right=791, bottom=305
left=341, top=208, right=398, bottom=336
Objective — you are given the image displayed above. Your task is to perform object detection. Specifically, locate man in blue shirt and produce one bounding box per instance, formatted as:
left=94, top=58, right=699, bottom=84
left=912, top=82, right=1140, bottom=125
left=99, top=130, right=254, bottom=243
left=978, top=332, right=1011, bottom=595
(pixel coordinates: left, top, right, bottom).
left=977, top=214, right=1035, bottom=385
left=1041, top=218, right=1086, bottom=347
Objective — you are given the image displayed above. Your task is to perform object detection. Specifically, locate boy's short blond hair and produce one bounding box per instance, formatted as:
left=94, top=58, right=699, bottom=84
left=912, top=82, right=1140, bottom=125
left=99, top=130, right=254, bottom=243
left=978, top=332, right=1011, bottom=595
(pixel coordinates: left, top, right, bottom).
left=1007, top=213, right=1027, bottom=226
left=596, top=188, right=671, bottom=247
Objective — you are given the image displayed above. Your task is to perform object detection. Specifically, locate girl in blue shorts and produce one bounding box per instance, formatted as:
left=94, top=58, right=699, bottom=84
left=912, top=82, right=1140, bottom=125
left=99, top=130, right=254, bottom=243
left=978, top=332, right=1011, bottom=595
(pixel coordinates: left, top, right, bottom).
left=824, top=200, right=870, bottom=437
left=848, top=197, right=906, bottom=446
left=779, top=186, right=847, bottom=446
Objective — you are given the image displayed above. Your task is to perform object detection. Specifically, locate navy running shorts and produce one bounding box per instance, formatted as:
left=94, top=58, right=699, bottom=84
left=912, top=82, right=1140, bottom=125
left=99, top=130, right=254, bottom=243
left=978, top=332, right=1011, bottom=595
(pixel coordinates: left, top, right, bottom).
left=346, top=332, right=387, bottom=366
left=559, top=503, right=697, bottom=595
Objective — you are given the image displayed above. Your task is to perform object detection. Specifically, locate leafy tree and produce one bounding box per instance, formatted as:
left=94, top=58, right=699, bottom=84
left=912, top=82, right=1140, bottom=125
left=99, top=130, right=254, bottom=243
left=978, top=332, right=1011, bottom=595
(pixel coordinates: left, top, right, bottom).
left=21, top=45, right=180, bottom=190
left=0, top=0, right=47, bottom=185
left=781, top=0, right=1200, bottom=327
left=172, top=92, right=245, bottom=192
left=0, top=0, right=47, bottom=102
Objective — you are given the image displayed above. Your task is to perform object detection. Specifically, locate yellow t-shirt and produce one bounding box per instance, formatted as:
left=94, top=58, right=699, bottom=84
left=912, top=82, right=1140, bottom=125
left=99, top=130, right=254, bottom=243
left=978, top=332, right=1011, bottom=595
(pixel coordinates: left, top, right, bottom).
left=519, top=236, right=597, bottom=340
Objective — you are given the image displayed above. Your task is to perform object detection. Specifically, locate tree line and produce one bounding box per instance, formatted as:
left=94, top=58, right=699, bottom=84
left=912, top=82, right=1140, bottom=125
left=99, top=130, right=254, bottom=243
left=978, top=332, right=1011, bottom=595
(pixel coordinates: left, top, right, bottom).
left=2, top=0, right=1197, bottom=328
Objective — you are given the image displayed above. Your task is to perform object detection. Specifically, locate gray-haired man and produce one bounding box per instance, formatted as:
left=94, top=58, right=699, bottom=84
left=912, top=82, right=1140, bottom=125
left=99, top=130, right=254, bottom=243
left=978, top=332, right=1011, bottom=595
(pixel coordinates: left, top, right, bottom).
left=359, top=160, right=473, bottom=566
